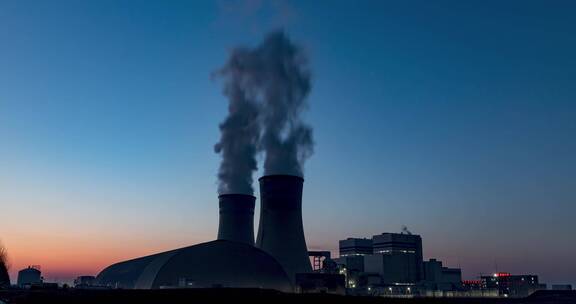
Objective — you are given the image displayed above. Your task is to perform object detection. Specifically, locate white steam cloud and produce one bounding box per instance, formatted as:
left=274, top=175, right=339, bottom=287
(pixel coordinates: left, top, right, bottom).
left=214, top=30, right=313, bottom=194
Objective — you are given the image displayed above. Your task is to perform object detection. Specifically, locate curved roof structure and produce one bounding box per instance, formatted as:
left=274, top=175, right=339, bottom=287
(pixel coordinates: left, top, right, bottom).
left=96, top=240, right=292, bottom=292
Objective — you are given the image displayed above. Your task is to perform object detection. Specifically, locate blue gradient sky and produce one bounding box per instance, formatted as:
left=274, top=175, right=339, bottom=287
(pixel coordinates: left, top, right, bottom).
left=0, top=1, right=575, bottom=285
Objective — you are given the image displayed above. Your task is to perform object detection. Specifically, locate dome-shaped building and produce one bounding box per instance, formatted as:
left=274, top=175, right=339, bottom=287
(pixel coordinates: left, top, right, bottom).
left=96, top=177, right=314, bottom=292
left=96, top=240, right=292, bottom=292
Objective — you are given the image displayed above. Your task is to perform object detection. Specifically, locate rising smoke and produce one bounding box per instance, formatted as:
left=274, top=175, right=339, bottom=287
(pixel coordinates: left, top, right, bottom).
left=214, top=31, right=314, bottom=194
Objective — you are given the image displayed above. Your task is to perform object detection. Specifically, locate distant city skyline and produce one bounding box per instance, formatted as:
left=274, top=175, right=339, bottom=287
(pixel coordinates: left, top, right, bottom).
left=0, top=1, right=574, bottom=286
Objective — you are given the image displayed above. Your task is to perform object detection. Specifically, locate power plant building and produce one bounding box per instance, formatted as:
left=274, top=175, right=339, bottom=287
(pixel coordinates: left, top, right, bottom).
left=364, top=252, right=420, bottom=285
left=339, top=238, right=373, bottom=256
left=423, top=259, right=462, bottom=291
left=371, top=233, right=424, bottom=282
left=96, top=175, right=312, bottom=292
left=341, top=233, right=425, bottom=285
left=96, top=240, right=291, bottom=291
left=336, top=232, right=467, bottom=295
left=480, top=273, right=546, bottom=297
left=552, top=284, right=572, bottom=291
left=17, top=266, right=42, bottom=288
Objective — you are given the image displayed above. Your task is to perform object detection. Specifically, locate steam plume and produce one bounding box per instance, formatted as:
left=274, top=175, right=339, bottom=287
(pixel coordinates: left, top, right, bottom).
left=215, top=30, right=313, bottom=194
left=213, top=80, right=260, bottom=195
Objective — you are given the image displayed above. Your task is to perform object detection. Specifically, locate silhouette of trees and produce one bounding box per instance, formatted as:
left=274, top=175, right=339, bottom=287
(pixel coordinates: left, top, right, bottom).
left=0, top=243, right=10, bottom=288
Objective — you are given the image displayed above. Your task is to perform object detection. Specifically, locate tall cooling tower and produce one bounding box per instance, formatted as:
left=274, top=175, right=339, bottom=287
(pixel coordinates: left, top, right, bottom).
left=256, top=175, right=312, bottom=281
left=217, top=194, right=255, bottom=245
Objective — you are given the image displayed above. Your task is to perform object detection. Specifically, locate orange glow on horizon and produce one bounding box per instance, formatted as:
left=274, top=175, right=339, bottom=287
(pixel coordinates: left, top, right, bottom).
left=3, top=233, right=212, bottom=282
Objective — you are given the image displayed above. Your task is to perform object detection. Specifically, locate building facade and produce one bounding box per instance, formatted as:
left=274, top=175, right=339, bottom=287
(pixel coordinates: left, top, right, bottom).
left=423, top=258, right=462, bottom=291
left=481, top=272, right=546, bottom=297
left=339, top=238, right=373, bottom=257
left=17, top=266, right=42, bottom=288
left=362, top=233, right=424, bottom=284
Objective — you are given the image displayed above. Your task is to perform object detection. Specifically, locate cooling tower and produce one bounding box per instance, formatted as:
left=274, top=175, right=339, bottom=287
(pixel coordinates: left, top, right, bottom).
left=217, top=194, right=255, bottom=245
left=256, top=175, right=312, bottom=281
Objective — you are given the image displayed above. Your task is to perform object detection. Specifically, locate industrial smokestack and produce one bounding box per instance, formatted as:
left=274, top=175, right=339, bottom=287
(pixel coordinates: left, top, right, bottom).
left=217, top=194, right=256, bottom=245
left=256, top=175, right=312, bottom=281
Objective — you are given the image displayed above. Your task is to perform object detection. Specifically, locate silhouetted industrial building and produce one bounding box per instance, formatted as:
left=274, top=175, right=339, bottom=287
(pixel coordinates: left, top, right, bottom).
left=74, top=276, right=96, bottom=288
left=17, top=266, right=42, bottom=288
left=481, top=272, right=546, bottom=297
left=339, top=238, right=373, bottom=256
left=371, top=233, right=424, bottom=282
left=308, top=251, right=332, bottom=272
left=423, top=259, right=462, bottom=291
left=334, top=240, right=369, bottom=285
left=552, top=284, right=572, bottom=290
left=354, top=233, right=424, bottom=285
left=462, top=279, right=483, bottom=290
left=335, top=239, right=369, bottom=274
left=96, top=174, right=312, bottom=292
left=96, top=240, right=291, bottom=291
left=364, top=252, right=419, bottom=285
left=335, top=231, right=467, bottom=296
left=295, top=273, right=346, bottom=295
left=335, top=255, right=366, bottom=273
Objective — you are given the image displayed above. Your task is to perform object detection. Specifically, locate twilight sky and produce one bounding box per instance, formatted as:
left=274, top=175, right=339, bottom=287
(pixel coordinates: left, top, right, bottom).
left=0, top=0, right=575, bottom=285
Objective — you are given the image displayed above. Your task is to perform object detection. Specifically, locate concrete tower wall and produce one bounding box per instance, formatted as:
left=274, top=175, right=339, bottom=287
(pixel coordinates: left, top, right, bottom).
left=217, top=194, right=256, bottom=245
left=256, top=175, right=312, bottom=282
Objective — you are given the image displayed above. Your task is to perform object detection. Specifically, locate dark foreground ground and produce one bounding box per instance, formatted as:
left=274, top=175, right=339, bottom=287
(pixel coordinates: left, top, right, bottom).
left=0, top=289, right=575, bottom=304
